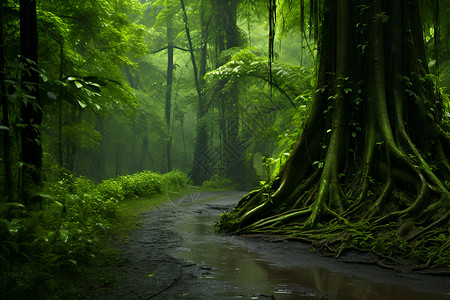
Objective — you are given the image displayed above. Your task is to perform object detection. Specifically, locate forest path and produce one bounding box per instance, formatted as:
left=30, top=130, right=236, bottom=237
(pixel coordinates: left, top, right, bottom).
left=79, top=191, right=449, bottom=299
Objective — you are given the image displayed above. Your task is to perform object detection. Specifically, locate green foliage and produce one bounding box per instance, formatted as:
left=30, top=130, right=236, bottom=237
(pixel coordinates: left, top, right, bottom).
left=61, top=121, right=102, bottom=151
left=161, top=170, right=190, bottom=191
left=216, top=210, right=239, bottom=231
left=202, top=174, right=234, bottom=190
left=206, top=47, right=312, bottom=100
left=341, top=222, right=449, bottom=267
left=0, top=170, right=189, bottom=297
left=96, top=170, right=190, bottom=201
left=98, top=171, right=162, bottom=200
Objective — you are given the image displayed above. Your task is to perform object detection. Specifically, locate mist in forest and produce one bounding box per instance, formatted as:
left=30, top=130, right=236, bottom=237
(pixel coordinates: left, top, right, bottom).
left=1, top=1, right=450, bottom=298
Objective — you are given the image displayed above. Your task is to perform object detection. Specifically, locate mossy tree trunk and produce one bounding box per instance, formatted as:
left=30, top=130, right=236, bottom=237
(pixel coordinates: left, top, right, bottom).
left=220, top=0, right=450, bottom=266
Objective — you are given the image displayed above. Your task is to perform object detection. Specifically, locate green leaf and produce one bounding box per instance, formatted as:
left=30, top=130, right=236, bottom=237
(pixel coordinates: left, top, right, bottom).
left=5, top=202, right=25, bottom=208
left=48, top=254, right=62, bottom=263
left=66, top=259, right=78, bottom=265
left=0, top=219, right=10, bottom=226
left=59, top=229, right=69, bottom=243
left=78, top=100, right=87, bottom=108
left=313, top=161, right=324, bottom=168
left=86, top=82, right=101, bottom=88
left=74, top=81, right=83, bottom=89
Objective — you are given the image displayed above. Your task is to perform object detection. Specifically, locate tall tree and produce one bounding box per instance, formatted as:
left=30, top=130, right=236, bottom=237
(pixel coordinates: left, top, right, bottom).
left=212, top=0, right=244, bottom=184
left=165, top=23, right=174, bottom=172
left=220, top=0, right=450, bottom=266
left=20, top=0, right=42, bottom=202
left=147, top=0, right=186, bottom=173
left=0, top=0, right=12, bottom=202
left=191, top=0, right=213, bottom=185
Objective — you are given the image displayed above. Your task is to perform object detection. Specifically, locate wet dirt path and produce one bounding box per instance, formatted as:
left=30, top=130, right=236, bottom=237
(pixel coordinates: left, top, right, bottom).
left=80, top=191, right=450, bottom=299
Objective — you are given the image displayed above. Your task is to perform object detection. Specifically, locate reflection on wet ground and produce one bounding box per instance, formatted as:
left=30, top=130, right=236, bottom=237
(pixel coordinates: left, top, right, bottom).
left=174, top=214, right=449, bottom=300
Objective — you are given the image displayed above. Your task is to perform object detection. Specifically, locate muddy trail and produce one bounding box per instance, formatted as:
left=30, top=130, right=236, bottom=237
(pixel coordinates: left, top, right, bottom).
left=79, top=191, right=449, bottom=299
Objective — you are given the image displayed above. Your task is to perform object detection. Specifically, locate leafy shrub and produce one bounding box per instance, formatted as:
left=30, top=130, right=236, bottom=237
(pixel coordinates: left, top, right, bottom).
left=161, top=170, right=191, bottom=192
left=202, top=174, right=234, bottom=190
left=96, top=178, right=126, bottom=201
left=97, top=170, right=162, bottom=200
left=120, top=171, right=162, bottom=198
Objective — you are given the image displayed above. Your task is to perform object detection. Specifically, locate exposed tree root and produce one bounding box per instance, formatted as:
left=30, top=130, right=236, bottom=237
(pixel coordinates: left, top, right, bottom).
left=407, top=210, right=450, bottom=242
left=218, top=0, right=450, bottom=269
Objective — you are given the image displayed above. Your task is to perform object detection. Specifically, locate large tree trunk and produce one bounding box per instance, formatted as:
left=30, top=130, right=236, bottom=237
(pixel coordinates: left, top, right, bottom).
left=20, top=0, right=42, bottom=204
left=219, top=0, right=450, bottom=267
left=212, top=0, right=251, bottom=187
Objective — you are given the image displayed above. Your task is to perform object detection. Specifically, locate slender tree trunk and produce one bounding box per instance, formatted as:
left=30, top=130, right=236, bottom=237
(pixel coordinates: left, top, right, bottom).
left=178, top=114, right=187, bottom=172
left=185, top=0, right=212, bottom=184
left=58, top=42, right=64, bottom=168
left=20, top=0, right=42, bottom=203
left=66, top=106, right=79, bottom=172
left=165, top=25, right=174, bottom=172
left=140, top=136, right=147, bottom=170
left=115, top=142, right=121, bottom=177
left=58, top=98, right=63, bottom=166
left=92, top=118, right=105, bottom=181
left=0, top=1, right=12, bottom=202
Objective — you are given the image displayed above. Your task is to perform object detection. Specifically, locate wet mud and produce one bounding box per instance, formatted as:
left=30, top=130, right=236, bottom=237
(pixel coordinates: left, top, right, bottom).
left=79, top=191, right=450, bottom=299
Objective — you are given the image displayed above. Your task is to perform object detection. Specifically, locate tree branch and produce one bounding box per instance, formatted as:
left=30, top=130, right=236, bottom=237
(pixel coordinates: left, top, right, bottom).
left=151, top=46, right=192, bottom=53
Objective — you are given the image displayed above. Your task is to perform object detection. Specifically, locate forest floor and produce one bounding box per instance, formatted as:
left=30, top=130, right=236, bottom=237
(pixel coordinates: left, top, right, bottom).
left=75, top=191, right=450, bottom=299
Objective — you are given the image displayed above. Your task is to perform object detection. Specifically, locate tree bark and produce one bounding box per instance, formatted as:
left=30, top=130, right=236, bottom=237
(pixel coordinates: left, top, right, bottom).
left=211, top=0, right=251, bottom=187
left=92, top=118, right=105, bottom=181
left=20, top=0, right=42, bottom=203
left=219, top=0, right=450, bottom=267
left=191, top=0, right=212, bottom=184
left=0, top=0, right=12, bottom=202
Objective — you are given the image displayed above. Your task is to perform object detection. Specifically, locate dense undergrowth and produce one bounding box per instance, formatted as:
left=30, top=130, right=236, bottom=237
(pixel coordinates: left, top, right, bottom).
left=0, top=170, right=190, bottom=299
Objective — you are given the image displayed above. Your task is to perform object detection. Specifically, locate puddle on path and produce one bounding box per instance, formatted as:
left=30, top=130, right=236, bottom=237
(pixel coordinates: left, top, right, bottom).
left=174, top=214, right=448, bottom=299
